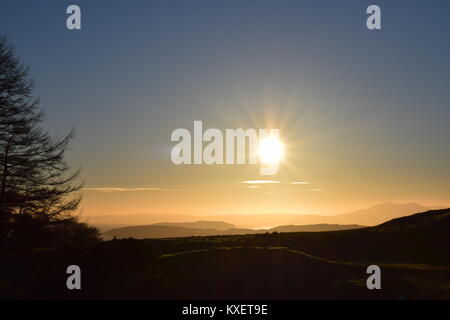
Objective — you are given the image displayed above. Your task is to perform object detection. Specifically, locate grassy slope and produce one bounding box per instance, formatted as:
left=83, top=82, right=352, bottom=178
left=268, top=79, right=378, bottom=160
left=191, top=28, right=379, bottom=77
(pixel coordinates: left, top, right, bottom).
left=141, top=209, right=450, bottom=299
left=2, top=209, right=449, bottom=299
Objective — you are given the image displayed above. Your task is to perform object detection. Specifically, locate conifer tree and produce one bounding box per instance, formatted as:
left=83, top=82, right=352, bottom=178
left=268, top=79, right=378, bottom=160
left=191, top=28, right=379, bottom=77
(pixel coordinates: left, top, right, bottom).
left=0, top=36, right=80, bottom=221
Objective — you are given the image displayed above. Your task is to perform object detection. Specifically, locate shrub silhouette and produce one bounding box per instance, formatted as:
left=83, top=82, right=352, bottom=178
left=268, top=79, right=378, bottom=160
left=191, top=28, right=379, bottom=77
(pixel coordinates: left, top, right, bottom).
left=79, top=239, right=157, bottom=298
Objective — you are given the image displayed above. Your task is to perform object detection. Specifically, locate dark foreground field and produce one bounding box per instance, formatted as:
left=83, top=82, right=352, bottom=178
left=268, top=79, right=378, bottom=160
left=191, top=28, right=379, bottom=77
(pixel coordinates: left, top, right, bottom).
left=1, top=209, right=450, bottom=299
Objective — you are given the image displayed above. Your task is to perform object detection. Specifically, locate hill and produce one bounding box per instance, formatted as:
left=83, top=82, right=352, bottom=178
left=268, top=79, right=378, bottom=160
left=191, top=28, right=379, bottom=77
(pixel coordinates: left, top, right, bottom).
left=103, top=222, right=365, bottom=239
left=271, top=224, right=364, bottom=233
left=3, top=208, right=450, bottom=299
left=145, top=208, right=450, bottom=266
left=87, top=202, right=432, bottom=230
left=104, top=225, right=228, bottom=239
left=327, top=202, right=430, bottom=226
left=371, top=208, right=450, bottom=232
left=208, top=202, right=430, bottom=227
left=154, top=221, right=234, bottom=230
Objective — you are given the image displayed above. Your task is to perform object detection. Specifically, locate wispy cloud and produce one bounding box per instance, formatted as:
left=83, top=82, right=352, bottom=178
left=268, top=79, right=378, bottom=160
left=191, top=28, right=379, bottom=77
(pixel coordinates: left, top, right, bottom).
left=291, top=181, right=310, bottom=185
left=241, top=180, right=281, bottom=184
left=82, top=187, right=165, bottom=192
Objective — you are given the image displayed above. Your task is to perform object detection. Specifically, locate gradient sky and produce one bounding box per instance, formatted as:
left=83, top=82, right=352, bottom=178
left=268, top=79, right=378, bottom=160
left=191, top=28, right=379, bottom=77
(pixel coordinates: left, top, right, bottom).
left=1, top=0, right=449, bottom=216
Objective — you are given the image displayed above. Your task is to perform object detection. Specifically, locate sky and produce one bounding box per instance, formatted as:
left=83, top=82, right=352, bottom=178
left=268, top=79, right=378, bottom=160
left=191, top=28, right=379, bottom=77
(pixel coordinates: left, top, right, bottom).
left=1, top=0, right=449, bottom=216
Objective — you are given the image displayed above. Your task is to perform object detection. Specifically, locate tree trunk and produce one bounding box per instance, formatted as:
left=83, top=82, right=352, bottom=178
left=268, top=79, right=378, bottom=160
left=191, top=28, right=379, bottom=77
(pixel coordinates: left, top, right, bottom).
left=0, top=141, right=11, bottom=216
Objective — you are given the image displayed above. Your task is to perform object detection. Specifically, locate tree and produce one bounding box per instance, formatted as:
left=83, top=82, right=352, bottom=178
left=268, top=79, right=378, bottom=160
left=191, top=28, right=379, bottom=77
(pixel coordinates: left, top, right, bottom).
left=0, top=36, right=80, bottom=222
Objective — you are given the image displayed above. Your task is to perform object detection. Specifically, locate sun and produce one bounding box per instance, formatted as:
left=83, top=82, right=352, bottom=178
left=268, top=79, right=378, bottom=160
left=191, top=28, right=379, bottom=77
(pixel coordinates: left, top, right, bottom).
left=258, top=136, right=284, bottom=165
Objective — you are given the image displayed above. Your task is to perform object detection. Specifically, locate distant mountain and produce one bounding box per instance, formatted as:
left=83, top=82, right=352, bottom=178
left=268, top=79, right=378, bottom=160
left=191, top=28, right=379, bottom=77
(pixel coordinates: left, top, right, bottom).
left=103, top=222, right=365, bottom=239
left=187, top=202, right=429, bottom=227
left=271, top=224, right=365, bottom=233
left=88, top=202, right=433, bottom=230
left=102, top=203, right=444, bottom=239
left=84, top=213, right=203, bottom=228
left=325, top=202, right=430, bottom=226
left=154, top=221, right=235, bottom=230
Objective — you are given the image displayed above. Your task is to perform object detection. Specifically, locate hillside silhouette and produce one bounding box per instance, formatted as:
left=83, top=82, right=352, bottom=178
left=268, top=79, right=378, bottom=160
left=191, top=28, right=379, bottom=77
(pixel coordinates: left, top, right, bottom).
left=371, top=208, right=450, bottom=232
left=2, top=208, right=450, bottom=299
left=155, top=221, right=235, bottom=230
left=104, top=222, right=364, bottom=239
left=87, top=202, right=432, bottom=230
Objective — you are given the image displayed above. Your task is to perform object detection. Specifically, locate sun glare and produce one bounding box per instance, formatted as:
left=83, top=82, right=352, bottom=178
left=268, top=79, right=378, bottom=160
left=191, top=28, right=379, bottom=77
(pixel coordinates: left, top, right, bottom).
left=258, top=136, right=284, bottom=165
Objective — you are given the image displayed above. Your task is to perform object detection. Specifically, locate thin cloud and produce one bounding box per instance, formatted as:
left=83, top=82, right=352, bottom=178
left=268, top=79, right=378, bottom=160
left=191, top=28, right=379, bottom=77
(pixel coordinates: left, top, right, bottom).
left=241, top=180, right=281, bottom=184
left=247, top=185, right=262, bottom=189
left=291, top=181, right=310, bottom=185
left=82, top=187, right=165, bottom=192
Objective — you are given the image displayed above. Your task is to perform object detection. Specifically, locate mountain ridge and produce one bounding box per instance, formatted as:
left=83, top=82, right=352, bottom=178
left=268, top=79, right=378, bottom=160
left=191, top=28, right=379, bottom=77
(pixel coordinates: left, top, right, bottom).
left=88, top=202, right=434, bottom=230
left=103, top=223, right=366, bottom=239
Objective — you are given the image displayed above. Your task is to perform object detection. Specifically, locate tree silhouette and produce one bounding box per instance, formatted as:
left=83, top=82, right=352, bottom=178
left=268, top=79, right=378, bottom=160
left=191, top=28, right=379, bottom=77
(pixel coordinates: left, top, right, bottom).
left=0, top=36, right=80, bottom=222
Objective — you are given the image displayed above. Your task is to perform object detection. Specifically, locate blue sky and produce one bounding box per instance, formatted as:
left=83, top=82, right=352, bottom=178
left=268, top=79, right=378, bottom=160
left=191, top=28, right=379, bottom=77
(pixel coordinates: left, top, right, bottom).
left=1, top=1, right=449, bottom=215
